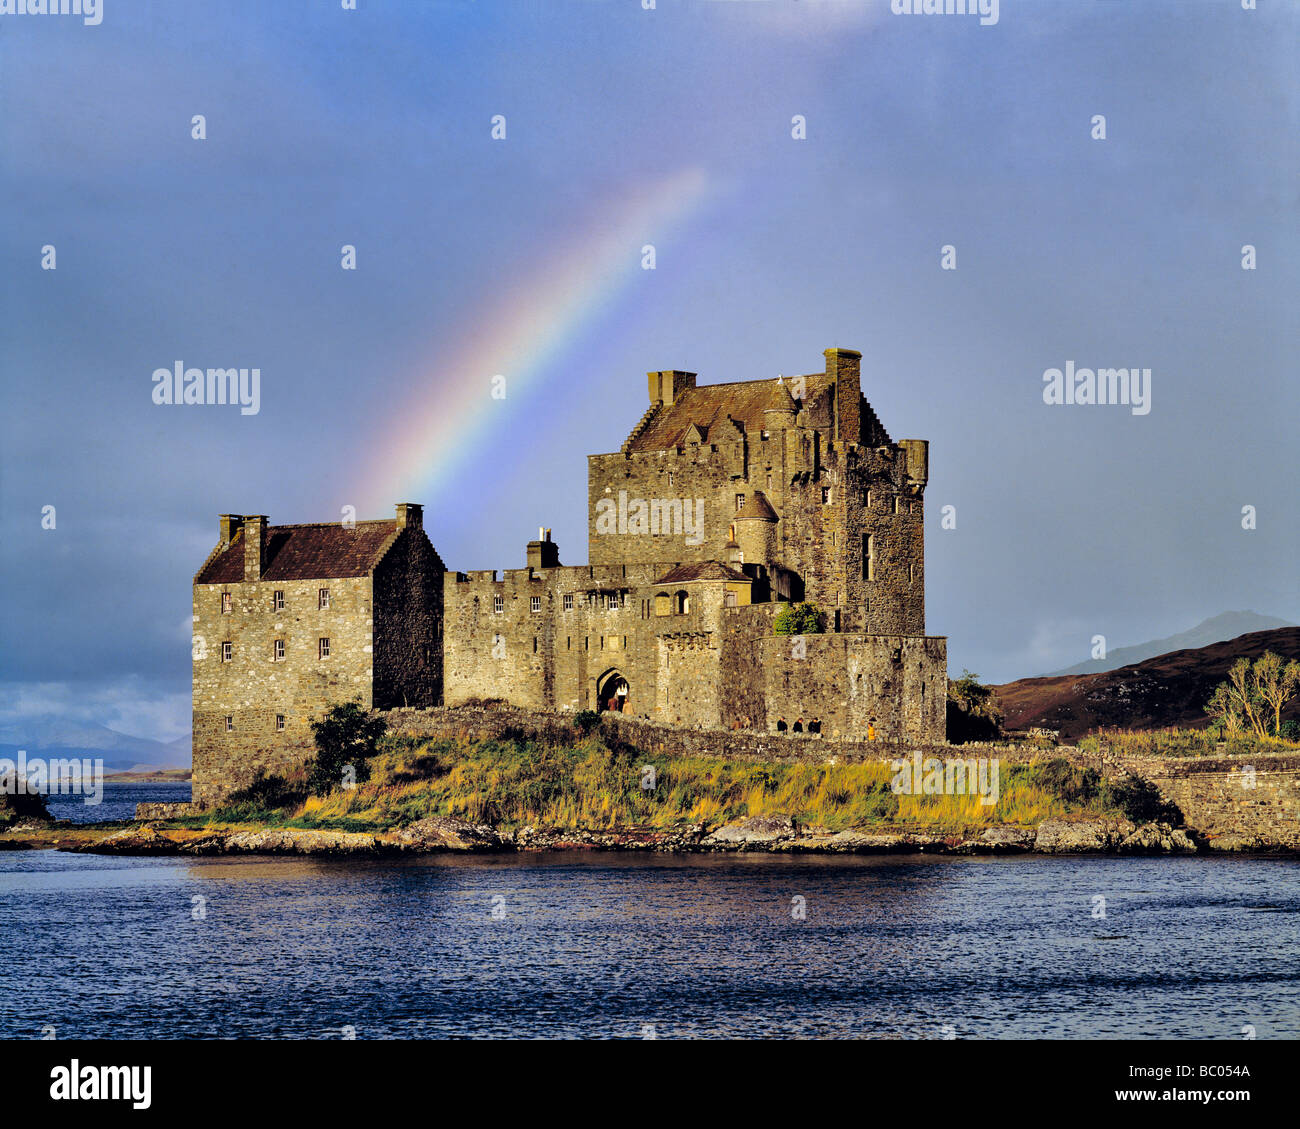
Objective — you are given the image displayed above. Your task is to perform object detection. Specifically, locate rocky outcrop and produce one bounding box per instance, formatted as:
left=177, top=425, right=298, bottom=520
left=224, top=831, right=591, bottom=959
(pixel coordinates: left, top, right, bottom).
left=0, top=774, right=53, bottom=828
left=1117, top=821, right=1197, bottom=853
left=1033, top=819, right=1134, bottom=853
left=73, top=824, right=181, bottom=855
left=396, top=817, right=503, bottom=852
left=702, top=814, right=798, bottom=848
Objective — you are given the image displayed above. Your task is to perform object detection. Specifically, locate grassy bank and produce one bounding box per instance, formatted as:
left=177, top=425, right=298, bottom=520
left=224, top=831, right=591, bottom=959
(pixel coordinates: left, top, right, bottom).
left=169, top=731, right=1169, bottom=837
left=1077, top=726, right=1297, bottom=758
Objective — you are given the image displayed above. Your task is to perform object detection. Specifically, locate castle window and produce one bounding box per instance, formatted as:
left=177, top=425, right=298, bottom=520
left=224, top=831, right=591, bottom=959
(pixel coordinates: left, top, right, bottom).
left=735, top=494, right=745, bottom=511
left=318, top=637, right=330, bottom=659
left=563, top=593, right=573, bottom=611
left=275, top=714, right=285, bottom=731
left=866, top=489, right=873, bottom=507
left=862, top=534, right=874, bottom=581
left=493, top=595, right=504, bottom=614
left=822, top=487, right=831, bottom=505
left=221, top=641, right=232, bottom=662
left=272, top=639, right=284, bottom=662
left=675, top=591, right=690, bottom=614
left=221, top=592, right=232, bottom=614
left=766, top=470, right=772, bottom=489
left=654, top=594, right=671, bottom=617
left=567, top=637, right=571, bottom=650
left=318, top=588, right=330, bottom=610
left=530, top=596, right=541, bottom=613
left=668, top=472, right=674, bottom=487
left=724, top=590, right=737, bottom=608
left=272, top=590, right=284, bottom=610
left=909, top=564, right=915, bottom=586
left=892, top=495, right=900, bottom=515
left=533, top=637, right=538, bottom=653
left=225, top=716, right=233, bottom=732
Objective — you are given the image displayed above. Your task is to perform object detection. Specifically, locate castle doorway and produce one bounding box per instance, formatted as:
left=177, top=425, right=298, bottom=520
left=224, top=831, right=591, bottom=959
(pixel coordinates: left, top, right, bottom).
left=597, top=670, right=629, bottom=713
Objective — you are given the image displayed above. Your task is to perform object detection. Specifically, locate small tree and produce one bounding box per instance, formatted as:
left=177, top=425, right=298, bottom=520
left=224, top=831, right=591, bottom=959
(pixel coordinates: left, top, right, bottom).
left=1205, top=651, right=1300, bottom=739
left=306, top=700, right=387, bottom=796
left=946, top=670, right=1004, bottom=743
left=772, top=601, right=825, bottom=636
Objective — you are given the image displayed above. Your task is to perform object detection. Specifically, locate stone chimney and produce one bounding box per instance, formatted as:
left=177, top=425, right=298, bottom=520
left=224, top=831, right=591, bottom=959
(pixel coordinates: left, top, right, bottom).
left=825, top=348, right=862, bottom=446
left=647, top=369, right=697, bottom=406
left=899, top=439, right=929, bottom=487
left=219, top=514, right=244, bottom=546
left=526, top=527, right=560, bottom=569
left=396, top=502, right=423, bottom=530
left=243, top=515, right=268, bottom=582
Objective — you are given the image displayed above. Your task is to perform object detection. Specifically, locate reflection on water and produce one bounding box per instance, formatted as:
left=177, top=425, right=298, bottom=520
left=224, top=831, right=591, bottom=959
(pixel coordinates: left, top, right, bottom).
left=1, top=851, right=1297, bottom=1039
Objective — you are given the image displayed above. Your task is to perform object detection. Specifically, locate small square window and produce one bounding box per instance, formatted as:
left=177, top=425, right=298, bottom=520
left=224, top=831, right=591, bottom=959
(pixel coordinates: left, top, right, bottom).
left=221, top=641, right=232, bottom=662
left=273, top=639, right=284, bottom=662
left=563, top=593, right=573, bottom=611
left=318, top=588, right=330, bottom=610
left=221, top=592, right=232, bottom=614
left=530, top=596, right=541, bottom=613
left=318, top=637, right=330, bottom=659
left=272, top=590, right=284, bottom=611
left=735, top=494, right=745, bottom=511
left=493, top=594, right=504, bottom=614
left=225, top=716, right=234, bottom=732
left=275, top=714, right=285, bottom=731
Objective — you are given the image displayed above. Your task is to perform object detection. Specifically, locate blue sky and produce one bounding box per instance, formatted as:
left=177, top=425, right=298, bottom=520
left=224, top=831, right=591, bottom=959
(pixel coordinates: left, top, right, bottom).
left=2, top=0, right=1296, bottom=743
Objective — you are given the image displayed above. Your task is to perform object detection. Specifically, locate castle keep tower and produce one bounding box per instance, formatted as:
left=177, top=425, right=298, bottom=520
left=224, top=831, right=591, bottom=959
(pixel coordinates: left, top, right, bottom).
left=193, top=347, right=946, bottom=806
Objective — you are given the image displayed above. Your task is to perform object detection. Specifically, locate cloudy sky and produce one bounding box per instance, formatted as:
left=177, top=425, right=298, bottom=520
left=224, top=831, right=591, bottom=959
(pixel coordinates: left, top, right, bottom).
left=1, top=0, right=1296, bottom=744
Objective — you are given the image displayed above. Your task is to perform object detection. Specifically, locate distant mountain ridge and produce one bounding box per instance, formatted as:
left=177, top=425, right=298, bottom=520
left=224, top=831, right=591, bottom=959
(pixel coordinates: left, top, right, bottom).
left=1044, top=611, right=1294, bottom=677
left=0, top=718, right=190, bottom=774
left=995, top=627, right=1300, bottom=740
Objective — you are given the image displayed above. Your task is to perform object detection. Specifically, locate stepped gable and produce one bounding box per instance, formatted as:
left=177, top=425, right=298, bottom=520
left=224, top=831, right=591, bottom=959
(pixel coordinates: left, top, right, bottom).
left=195, top=521, right=402, bottom=584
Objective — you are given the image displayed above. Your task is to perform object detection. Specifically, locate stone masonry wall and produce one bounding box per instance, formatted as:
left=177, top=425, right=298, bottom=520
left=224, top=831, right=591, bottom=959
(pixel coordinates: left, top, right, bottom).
left=192, top=574, right=375, bottom=805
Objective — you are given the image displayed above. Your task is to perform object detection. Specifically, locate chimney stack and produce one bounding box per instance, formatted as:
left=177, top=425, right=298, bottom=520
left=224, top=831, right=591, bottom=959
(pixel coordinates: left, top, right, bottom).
left=243, top=515, right=268, bottom=582
left=219, top=514, right=244, bottom=546
left=526, top=528, right=560, bottom=569
left=825, top=348, right=862, bottom=446
left=647, top=369, right=697, bottom=406
left=396, top=502, right=423, bottom=530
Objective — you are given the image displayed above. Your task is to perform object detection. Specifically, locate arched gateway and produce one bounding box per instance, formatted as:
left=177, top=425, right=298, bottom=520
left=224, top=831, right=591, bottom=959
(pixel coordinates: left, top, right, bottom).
left=597, top=669, right=630, bottom=713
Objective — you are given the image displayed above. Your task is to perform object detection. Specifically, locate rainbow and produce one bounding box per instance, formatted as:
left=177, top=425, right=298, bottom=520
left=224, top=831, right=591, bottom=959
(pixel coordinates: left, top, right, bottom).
left=357, top=167, right=717, bottom=515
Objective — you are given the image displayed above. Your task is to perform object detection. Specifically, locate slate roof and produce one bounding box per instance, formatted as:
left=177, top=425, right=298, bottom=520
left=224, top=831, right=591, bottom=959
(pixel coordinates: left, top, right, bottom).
left=195, top=521, right=399, bottom=584
left=654, top=561, right=751, bottom=585
left=735, top=490, right=779, bottom=521
left=628, top=374, right=831, bottom=452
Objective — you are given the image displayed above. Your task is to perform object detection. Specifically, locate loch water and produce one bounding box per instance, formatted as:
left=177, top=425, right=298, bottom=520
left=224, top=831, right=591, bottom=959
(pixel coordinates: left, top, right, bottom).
left=2, top=847, right=1297, bottom=1039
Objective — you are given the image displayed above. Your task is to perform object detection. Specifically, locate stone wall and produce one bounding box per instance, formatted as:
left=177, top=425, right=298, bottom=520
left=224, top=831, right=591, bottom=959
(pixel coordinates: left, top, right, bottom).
left=192, top=573, right=376, bottom=805
left=1119, top=752, right=1300, bottom=850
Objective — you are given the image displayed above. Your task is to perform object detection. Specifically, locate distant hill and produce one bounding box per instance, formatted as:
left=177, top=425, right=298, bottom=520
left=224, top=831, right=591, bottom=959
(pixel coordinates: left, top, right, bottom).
left=0, top=719, right=190, bottom=774
left=994, top=627, right=1300, bottom=740
left=1044, top=611, right=1294, bottom=677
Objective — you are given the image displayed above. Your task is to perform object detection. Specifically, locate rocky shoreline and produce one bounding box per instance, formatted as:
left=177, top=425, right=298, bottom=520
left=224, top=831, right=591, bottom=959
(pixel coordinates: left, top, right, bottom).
left=0, top=812, right=1240, bottom=857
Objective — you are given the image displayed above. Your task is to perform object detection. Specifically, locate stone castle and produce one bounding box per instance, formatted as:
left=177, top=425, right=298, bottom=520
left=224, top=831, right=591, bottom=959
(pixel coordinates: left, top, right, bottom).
left=191, top=348, right=947, bottom=804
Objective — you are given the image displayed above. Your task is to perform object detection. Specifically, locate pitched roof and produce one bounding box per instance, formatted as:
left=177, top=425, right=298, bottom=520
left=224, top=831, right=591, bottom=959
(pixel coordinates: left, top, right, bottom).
left=654, top=561, right=751, bottom=585
left=195, top=521, right=399, bottom=584
left=735, top=490, right=779, bottom=521
left=628, top=374, right=832, bottom=452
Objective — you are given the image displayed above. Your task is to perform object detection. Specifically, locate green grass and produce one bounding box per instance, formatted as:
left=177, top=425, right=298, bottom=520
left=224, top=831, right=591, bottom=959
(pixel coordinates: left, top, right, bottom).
left=1077, top=726, right=1298, bottom=758
left=162, top=731, right=1164, bottom=838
